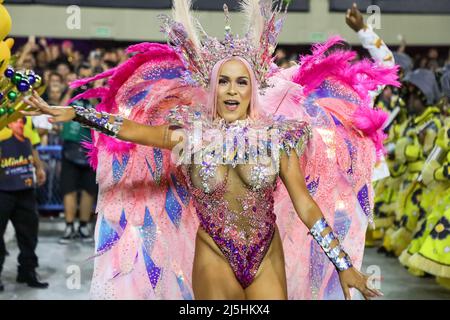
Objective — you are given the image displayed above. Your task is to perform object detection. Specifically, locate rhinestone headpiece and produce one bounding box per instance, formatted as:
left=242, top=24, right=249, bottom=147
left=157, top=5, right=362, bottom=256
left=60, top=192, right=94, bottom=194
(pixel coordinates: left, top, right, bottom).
left=159, top=0, right=290, bottom=90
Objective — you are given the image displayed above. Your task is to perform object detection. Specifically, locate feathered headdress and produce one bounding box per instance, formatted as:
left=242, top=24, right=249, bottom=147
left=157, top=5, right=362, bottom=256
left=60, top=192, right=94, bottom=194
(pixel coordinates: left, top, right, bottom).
left=159, top=0, right=290, bottom=90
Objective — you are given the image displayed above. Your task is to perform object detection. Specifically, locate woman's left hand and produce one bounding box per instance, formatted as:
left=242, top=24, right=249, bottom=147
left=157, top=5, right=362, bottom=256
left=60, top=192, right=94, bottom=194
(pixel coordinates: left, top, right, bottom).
left=338, top=266, right=383, bottom=300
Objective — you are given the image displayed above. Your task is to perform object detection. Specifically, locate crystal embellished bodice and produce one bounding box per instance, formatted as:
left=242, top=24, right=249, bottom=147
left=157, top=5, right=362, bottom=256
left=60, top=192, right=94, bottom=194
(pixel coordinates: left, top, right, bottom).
left=166, top=105, right=312, bottom=287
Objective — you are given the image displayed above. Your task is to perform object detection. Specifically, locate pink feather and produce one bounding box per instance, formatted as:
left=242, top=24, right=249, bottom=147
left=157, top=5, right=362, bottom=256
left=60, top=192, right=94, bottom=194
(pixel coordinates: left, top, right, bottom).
left=66, top=87, right=109, bottom=105
left=81, top=138, right=98, bottom=169
left=293, top=36, right=400, bottom=99
left=352, top=106, right=388, bottom=159
left=69, top=68, right=117, bottom=89
left=68, top=43, right=183, bottom=164
left=125, top=42, right=168, bottom=54
left=99, top=135, right=136, bottom=154
left=291, top=36, right=399, bottom=160
left=101, top=44, right=180, bottom=115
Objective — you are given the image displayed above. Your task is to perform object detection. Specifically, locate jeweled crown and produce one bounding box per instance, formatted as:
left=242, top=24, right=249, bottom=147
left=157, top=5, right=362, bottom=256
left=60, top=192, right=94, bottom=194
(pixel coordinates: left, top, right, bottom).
left=159, top=0, right=290, bottom=90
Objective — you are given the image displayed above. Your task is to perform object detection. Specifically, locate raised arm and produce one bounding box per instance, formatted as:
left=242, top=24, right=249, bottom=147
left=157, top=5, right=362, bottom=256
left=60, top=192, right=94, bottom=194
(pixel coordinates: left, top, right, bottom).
left=279, top=150, right=383, bottom=300
left=346, top=3, right=395, bottom=105
left=23, top=90, right=181, bottom=150
left=346, top=3, right=394, bottom=68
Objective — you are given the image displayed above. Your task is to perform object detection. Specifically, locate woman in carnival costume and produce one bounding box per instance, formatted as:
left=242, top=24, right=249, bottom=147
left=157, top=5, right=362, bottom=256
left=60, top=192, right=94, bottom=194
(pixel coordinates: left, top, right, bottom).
left=399, top=118, right=449, bottom=279
left=23, top=0, right=398, bottom=299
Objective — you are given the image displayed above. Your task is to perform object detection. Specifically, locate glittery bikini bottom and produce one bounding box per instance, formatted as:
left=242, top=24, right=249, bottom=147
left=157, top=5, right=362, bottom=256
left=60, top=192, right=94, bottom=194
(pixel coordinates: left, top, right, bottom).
left=200, top=220, right=276, bottom=288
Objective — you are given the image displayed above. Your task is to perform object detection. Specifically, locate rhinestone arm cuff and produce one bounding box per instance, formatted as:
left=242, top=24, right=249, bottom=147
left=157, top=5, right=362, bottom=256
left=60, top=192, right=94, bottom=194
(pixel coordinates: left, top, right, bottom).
left=309, top=218, right=353, bottom=272
left=72, top=105, right=123, bottom=137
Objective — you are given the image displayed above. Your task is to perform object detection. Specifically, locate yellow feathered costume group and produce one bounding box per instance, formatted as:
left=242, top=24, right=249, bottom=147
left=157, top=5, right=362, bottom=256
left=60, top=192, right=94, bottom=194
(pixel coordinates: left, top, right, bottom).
left=369, top=73, right=450, bottom=290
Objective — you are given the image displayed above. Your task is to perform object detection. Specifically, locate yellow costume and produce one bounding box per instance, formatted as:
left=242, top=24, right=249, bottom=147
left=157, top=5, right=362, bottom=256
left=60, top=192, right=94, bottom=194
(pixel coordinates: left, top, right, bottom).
left=403, top=118, right=450, bottom=288
left=367, top=93, right=408, bottom=246
left=383, top=107, right=442, bottom=256
left=399, top=118, right=449, bottom=278
left=0, top=0, right=13, bottom=75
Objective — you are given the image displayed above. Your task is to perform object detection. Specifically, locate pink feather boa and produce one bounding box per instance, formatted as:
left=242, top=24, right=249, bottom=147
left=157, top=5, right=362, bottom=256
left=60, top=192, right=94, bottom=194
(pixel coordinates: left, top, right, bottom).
left=293, top=36, right=400, bottom=98
left=66, top=43, right=183, bottom=169
left=292, top=36, right=398, bottom=159
left=352, top=106, right=388, bottom=159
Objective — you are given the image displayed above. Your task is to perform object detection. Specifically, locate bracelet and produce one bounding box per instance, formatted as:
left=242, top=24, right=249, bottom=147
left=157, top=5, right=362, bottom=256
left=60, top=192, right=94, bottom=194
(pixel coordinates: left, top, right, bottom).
left=72, top=105, right=123, bottom=137
left=309, top=218, right=353, bottom=272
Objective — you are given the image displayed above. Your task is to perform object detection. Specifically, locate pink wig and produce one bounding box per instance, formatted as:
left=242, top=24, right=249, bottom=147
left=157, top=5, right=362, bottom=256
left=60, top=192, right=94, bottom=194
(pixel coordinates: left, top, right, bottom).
left=207, top=56, right=262, bottom=121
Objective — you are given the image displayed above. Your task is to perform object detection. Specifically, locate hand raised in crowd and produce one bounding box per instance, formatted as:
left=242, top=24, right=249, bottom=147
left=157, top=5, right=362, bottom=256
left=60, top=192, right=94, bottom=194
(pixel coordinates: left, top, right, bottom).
left=25, top=35, right=39, bottom=52
left=38, top=37, right=48, bottom=48
left=346, top=2, right=366, bottom=33
left=22, top=91, right=76, bottom=123
left=20, top=35, right=39, bottom=56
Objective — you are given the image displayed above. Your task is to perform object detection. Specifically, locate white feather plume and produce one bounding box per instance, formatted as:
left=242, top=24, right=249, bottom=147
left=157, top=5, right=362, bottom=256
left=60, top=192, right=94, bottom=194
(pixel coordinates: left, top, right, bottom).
left=240, top=0, right=266, bottom=46
left=172, top=0, right=201, bottom=50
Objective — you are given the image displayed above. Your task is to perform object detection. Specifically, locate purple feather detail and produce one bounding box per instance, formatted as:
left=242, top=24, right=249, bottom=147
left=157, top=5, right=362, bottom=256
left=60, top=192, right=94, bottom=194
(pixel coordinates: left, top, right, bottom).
left=357, top=185, right=371, bottom=218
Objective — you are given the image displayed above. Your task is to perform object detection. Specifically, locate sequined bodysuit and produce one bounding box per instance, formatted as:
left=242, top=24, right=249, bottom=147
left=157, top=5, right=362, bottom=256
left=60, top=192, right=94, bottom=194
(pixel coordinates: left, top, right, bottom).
left=167, top=106, right=312, bottom=288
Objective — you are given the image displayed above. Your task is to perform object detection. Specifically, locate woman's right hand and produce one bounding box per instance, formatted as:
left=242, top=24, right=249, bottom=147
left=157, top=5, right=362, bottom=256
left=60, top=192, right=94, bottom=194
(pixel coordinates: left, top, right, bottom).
left=22, top=90, right=76, bottom=123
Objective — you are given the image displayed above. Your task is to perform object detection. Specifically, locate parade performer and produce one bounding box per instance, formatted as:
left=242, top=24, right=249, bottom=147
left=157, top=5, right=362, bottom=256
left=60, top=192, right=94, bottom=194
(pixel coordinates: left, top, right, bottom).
left=399, top=117, right=449, bottom=278
left=381, top=69, right=442, bottom=257
left=370, top=53, right=410, bottom=248
left=23, top=0, right=398, bottom=300
left=399, top=67, right=450, bottom=286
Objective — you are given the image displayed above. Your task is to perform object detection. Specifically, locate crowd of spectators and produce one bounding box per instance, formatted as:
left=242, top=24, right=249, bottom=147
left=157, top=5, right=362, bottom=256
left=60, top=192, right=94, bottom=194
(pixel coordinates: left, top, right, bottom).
left=13, top=36, right=128, bottom=144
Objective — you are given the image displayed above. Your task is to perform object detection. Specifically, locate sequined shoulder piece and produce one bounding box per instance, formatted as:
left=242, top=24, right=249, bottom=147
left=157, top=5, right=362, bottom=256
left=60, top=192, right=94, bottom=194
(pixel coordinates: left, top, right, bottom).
left=165, top=105, right=207, bottom=130
left=274, top=118, right=312, bottom=158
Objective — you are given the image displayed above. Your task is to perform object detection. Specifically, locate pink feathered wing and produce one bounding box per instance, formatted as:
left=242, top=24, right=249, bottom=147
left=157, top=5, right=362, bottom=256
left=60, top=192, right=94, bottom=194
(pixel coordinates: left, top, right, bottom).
left=75, top=43, right=207, bottom=299
left=265, top=36, right=399, bottom=299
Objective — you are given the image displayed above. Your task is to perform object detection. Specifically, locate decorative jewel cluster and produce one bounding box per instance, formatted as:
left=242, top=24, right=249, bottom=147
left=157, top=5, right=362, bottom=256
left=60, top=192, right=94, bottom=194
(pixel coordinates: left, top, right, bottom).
left=1, top=66, right=43, bottom=122
left=159, top=0, right=289, bottom=91
left=309, top=218, right=353, bottom=272
left=73, top=105, right=124, bottom=138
